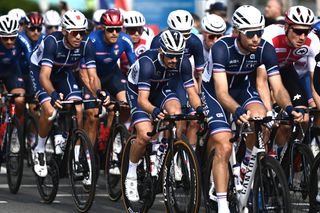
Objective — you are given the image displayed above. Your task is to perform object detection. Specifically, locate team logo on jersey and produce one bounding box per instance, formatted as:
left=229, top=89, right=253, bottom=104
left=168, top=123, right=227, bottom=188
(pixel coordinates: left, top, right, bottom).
left=103, top=58, right=113, bottom=63
left=294, top=47, right=308, bottom=56
left=135, top=45, right=147, bottom=56
left=115, top=45, right=119, bottom=49
left=114, top=49, right=119, bottom=55
left=12, top=49, right=16, bottom=56
left=74, top=48, right=80, bottom=54
left=250, top=54, right=255, bottom=60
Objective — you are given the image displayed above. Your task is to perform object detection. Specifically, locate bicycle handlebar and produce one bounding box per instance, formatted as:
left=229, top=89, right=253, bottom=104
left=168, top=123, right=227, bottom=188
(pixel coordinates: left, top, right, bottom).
left=147, top=113, right=206, bottom=137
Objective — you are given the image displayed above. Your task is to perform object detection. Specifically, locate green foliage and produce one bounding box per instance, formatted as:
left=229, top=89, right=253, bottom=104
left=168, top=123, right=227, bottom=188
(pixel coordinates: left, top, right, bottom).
left=0, top=0, right=39, bottom=15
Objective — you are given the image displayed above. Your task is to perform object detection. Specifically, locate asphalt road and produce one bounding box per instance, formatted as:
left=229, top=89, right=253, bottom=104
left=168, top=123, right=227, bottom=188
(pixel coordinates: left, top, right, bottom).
left=0, top=165, right=166, bottom=213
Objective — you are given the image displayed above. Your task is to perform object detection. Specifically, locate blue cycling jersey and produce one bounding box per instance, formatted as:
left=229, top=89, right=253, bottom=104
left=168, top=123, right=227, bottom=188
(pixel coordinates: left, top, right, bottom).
left=0, top=35, right=32, bottom=72
left=127, top=49, right=194, bottom=94
left=150, top=32, right=205, bottom=73
left=19, top=31, right=45, bottom=75
left=30, top=31, right=96, bottom=73
left=82, top=30, right=136, bottom=79
left=202, top=36, right=280, bottom=88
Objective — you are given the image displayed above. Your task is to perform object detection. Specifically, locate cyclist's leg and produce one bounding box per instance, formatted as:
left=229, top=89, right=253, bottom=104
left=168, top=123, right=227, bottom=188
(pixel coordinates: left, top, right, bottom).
left=202, top=81, right=232, bottom=213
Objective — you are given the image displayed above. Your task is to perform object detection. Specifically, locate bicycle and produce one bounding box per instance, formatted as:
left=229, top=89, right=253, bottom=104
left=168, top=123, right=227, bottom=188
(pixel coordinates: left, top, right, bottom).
left=0, top=92, right=25, bottom=194
left=35, top=99, right=96, bottom=213
left=203, top=117, right=291, bottom=212
left=121, top=113, right=204, bottom=213
left=101, top=101, right=129, bottom=201
left=267, top=109, right=314, bottom=211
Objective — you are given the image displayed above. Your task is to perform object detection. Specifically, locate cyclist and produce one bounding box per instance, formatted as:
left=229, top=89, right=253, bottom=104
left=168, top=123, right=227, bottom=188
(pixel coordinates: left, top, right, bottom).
left=19, top=12, right=45, bottom=98
left=201, top=5, right=303, bottom=212
left=120, top=10, right=152, bottom=75
left=0, top=14, right=31, bottom=152
left=151, top=9, right=205, bottom=150
left=197, top=14, right=226, bottom=62
left=92, top=9, right=107, bottom=31
left=30, top=10, right=97, bottom=178
left=261, top=5, right=320, bottom=155
left=81, top=9, right=135, bottom=153
left=125, top=29, right=203, bottom=202
left=8, top=8, right=26, bottom=32
left=43, top=10, right=61, bottom=35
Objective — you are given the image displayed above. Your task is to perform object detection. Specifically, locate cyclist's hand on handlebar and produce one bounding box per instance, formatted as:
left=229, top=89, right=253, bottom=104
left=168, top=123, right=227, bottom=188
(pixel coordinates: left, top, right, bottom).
left=151, top=107, right=166, bottom=120
left=195, top=106, right=205, bottom=119
left=233, top=106, right=250, bottom=125
left=96, top=89, right=110, bottom=106
left=50, top=91, right=63, bottom=109
left=285, top=106, right=304, bottom=123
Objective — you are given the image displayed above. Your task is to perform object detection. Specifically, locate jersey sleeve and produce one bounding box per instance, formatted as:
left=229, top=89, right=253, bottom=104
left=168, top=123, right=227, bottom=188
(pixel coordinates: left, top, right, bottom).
left=123, top=35, right=136, bottom=65
left=261, top=41, right=280, bottom=77
left=211, top=40, right=228, bottom=73
left=179, top=57, right=194, bottom=89
left=150, top=34, right=161, bottom=49
left=137, top=57, right=155, bottom=91
left=17, top=35, right=32, bottom=65
left=40, top=35, right=57, bottom=67
left=189, top=35, right=205, bottom=73
left=83, top=38, right=96, bottom=69
left=308, top=33, right=320, bottom=72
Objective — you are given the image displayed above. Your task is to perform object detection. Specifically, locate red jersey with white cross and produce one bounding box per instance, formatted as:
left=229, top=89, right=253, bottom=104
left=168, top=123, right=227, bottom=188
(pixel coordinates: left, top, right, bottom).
left=262, top=24, right=320, bottom=72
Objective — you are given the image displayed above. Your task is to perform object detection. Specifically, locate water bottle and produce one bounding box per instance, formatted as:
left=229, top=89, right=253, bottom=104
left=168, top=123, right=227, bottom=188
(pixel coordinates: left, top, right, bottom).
left=155, top=138, right=167, bottom=175
left=61, top=131, right=68, bottom=151
left=233, top=163, right=243, bottom=191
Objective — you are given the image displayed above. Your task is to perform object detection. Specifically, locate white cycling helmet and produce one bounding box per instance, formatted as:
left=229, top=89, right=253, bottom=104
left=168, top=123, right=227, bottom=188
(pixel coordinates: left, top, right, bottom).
left=201, top=14, right=226, bottom=34
left=285, top=6, right=315, bottom=26
left=167, top=10, right=194, bottom=31
left=92, top=9, right=106, bottom=24
left=232, top=5, right=265, bottom=30
left=44, top=10, right=61, bottom=26
left=0, top=14, right=19, bottom=37
left=123, top=10, right=146, bottom=27
left=8, top=8, right=26, bottom=23
left=61, top=10, right=87, bottom=30
left=160, top=29, right=186, bottom=53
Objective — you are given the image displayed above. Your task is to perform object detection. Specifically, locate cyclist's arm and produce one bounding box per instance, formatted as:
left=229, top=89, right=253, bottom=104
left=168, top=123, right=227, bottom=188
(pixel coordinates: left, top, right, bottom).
left=213, top=72, right=240, bottom=113
left=256, top=65, right=272, bottom=111
left=39, top=65, right=55, bottom=95
left=87, top=67, right=101, bottom=96
left=137, top=90, right=156, bottom=114
left=268, top=75, right=293, bottom=109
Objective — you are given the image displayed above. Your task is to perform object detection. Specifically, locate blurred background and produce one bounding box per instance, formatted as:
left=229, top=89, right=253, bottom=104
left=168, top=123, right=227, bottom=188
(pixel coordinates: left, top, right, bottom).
left=0, top=0, right=318, bottom=32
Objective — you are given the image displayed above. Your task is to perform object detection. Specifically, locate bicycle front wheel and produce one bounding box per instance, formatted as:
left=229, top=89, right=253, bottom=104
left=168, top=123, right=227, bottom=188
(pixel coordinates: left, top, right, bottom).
left=309, top=152, right=320, bottom=212
left=105, top=123, right=128, bottom=201
left=163, top=139, right=201, bottom=213
left=5, top=116, right=24, bottom=194
left=253, top=155, right=291, bottom=213
left=68, top=128, right=96, bottom=213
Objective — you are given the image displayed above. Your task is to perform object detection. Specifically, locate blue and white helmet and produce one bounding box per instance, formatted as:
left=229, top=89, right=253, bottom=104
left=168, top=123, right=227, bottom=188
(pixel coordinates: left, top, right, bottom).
left=160, top=29, right=186, bottom=53
left=0, top=14, right=19, bottom=37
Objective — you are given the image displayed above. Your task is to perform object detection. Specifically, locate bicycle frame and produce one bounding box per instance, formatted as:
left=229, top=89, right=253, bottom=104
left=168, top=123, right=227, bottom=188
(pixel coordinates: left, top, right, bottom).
left=229, top=119, right=266, bottom=211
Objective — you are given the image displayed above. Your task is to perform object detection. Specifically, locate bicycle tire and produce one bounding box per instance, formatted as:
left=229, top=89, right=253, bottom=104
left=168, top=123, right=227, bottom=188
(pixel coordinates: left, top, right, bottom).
left=163, top=139, right=201, bottom=213
left=68, top=128, right=96, bottom=213
left=105, top=123, right=128, bottom=201
left=309, top=152, right=320, bottom=212
left=5, top=116, right=24, bottom=194
left=36, top=158, right=59, bottom=203
left=281, top=143, right=314, bottom=211
left=253, top=155, right=291, bottom=213
left=121, top=135, right=153, bottom=213
left=24, top=113, right=38, bottom=167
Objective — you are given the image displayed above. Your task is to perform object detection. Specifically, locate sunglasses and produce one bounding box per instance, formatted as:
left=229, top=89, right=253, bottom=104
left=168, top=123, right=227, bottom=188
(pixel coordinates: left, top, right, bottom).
left=208, top=34, right=223, bottom=40
left=67, top=30, right=86, bottom=37
left=126, top=27, right=144, bottom=35
left=290, top=27, right=310, bottom=36
left=105, top=27, right=122, bottom=33
left=46, top=26, right=59, bottom=30
left=28, top=26, right=42, bottom=32
left=162, top=50, right=184, bottom=59
left=1, top=36, right=17, bottom=41
left=239, top=29, right=264, bottom=39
